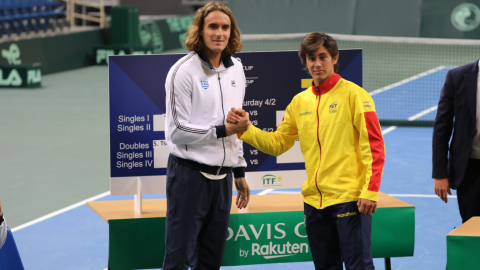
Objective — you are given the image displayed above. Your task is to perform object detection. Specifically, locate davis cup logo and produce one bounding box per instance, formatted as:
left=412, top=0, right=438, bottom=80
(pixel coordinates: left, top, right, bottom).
left=200, top=77, right=209, bottom=90
left=451, top=3, right=480, bottom=31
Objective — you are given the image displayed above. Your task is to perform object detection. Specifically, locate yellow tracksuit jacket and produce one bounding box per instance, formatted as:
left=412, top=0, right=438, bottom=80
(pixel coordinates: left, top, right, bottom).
left=239, top=73, right=385, bottom=209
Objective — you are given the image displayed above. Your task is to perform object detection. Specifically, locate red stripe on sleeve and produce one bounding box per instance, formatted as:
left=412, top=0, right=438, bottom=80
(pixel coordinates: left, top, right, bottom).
left=364, top=111, right=385, bottom=192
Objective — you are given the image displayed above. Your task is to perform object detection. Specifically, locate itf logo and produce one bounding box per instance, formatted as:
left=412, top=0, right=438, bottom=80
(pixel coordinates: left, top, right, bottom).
left=200, top=77, right=209, bottom=89
left=451, top=3, right=480, bottom=31
left=329, top=101, right=338, bottom=114
left=262, top=174, right=282, bottom=187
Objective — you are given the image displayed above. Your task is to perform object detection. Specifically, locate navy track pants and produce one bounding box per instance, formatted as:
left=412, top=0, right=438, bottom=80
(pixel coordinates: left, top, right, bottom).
left=304, top=201, right=375, bottom=270
left=162, top=155, right=233, bottom=270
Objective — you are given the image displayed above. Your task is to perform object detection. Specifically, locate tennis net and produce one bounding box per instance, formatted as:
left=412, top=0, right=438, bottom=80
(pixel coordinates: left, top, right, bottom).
left=241, top=33, right=480, bottom=126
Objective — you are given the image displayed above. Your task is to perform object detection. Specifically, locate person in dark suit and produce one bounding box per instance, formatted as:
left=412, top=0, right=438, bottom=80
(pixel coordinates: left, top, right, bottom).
left=432, top=59, right=480, bottom=224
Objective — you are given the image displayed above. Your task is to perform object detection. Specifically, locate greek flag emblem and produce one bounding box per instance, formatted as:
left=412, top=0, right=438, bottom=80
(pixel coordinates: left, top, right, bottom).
left=200, top=77, right=209, bottom=90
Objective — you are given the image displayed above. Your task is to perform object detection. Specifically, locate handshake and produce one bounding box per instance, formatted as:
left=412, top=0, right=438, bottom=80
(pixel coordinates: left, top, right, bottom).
left=226, top=107, right=251, bottom=136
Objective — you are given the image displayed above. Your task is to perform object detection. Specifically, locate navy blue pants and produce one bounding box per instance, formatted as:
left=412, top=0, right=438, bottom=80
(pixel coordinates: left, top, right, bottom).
left=162, top=155, right=233, bottom=270
left=457, top=158, right=480, bottom=223
left=304, top=202, right=374, bottom=270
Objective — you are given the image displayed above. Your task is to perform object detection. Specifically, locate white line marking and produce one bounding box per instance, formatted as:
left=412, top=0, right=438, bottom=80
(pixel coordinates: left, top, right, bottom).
left=370, top=66, right=446, bottom=96
left=12, top=191, right=110, bottom=232
left=408, top=105, right=438, bottom=121
left=264, top=254, right=296, bottom=259
left=257, top=189, right=274, bottom=195
left=389, top=194, right=457, bottom=198
left=269, top=191, right=301, bottom=194
left=259, top=191, right=457, bottom=199
left=382, top=126, right=397, bottom=135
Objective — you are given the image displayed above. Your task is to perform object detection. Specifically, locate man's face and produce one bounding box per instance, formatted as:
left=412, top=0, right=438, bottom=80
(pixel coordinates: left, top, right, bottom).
left=306, top=45, right=338, bottom=85
left=200, top=10, right=231, bottom=56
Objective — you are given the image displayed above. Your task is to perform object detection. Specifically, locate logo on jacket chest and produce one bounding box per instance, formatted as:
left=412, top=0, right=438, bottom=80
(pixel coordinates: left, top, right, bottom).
left=200, top=77, right=209, bottom=90
left=329, top=102, right=338, bottom=114
left=231, top=80, right=236, bottom=87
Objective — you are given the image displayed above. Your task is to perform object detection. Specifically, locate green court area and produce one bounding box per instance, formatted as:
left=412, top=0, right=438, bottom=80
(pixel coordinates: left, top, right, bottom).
left=0, top=66, right=110, bottom=228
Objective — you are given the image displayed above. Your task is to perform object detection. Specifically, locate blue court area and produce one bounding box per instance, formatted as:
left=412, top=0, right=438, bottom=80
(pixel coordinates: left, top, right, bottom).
left=372, top=66, right=451, bottom=121
left=11, top=126, right=462, bottom=270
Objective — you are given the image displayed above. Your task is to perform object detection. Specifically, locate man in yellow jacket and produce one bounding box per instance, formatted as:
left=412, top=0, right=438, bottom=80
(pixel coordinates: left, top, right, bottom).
left=228, top=32, right=385, bottom=270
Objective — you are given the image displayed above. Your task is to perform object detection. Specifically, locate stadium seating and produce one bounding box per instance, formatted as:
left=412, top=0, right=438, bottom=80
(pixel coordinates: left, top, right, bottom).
left=0, top=0, right=68, bottom=38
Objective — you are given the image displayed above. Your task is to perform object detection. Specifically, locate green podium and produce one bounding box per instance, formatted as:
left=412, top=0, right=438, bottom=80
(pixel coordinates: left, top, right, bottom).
left=88, top=192, right=415, bottom=270
left=447, top=217, right=480, bottom=270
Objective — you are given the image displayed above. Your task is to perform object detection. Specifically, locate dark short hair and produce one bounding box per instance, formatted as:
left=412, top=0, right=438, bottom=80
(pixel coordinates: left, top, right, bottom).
left=184, top=2, right=242, bottom=57
left=298, top=32, right=339, bottom=73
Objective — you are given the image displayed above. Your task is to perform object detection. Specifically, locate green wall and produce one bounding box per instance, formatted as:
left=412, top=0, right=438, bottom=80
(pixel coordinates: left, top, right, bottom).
left=0, top=29, right=107, bottom=75
left=230, top=0, right=480, bottom=39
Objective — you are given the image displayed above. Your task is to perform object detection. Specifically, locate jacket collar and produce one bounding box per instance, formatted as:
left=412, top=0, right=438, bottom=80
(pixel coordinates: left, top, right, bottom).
left=311, top=73, right=341, bottom=95
left=196, top=50, right=234, bottom=70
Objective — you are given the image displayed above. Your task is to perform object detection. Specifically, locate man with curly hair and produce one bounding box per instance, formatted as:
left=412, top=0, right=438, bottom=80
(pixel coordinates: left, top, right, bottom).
left=163, top=2, right=250, bottom=269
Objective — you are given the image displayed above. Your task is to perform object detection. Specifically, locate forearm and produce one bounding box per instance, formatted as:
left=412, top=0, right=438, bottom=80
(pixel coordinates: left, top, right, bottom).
left=168, top=123, right=225, bottom=145
left=239, top=125, right=297, bottom=156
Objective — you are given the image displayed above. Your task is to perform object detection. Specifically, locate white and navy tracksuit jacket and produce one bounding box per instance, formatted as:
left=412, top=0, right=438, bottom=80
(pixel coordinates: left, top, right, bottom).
left=165, top=51, right=247, bottom=177
left=0, top=215, right=6, bottom=249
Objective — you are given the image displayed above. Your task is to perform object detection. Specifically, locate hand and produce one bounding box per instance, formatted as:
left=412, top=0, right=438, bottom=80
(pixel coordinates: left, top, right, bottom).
left=226, top=108, right=251, bottom=136
left=234, top=177, right=250, bottom=209
left=227, top=107, right=245, bottom=124
left=434, top=178, right=451, bottom=203
left=357, top=198, right=377, bottom=215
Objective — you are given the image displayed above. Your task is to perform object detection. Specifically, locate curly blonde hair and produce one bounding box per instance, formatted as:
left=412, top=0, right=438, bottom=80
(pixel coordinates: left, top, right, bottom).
left=184, top=2, right=242, bottom=57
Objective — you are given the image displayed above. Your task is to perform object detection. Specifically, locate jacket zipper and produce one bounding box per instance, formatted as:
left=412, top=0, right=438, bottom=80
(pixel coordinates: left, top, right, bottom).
left=217, top=71, right=227, bottom=175
left=314, top=88, right=323, bottom=208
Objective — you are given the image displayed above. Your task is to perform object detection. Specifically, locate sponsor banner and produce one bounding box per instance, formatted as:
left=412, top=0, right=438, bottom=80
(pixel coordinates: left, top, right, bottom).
left=109, top=50, right=362, bottom=194
left=222, top=211, right=309, bottom=265
left=0, top=30, right=106, bottom=75
left=107, top=197, right=414, bottom=267
left=245, top=170, right=306, bottom=190
left=95, top=46, right=154, bottom=65
left=0, top=63, right=41, bottom=88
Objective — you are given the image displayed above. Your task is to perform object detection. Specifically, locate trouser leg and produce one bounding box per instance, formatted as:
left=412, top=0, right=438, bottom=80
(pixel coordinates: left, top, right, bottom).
left=193, top=173, right=233, bottom=270
left=334, top=202, right=374, bottom=270
left=457, top=159, right=480, bottom=223
left=304, top=203, right=342, bottom=270
left=162, top=156, right=210, bottom=270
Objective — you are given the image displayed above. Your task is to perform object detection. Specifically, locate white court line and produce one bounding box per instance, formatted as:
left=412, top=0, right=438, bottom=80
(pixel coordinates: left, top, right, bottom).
left=390, top=194, right=457, bottom=198
left=269, top=191, right=301, bottom=194
left=261, top=191, right=457, bottom=199
left=12, top=191, right=110, bottom=232
left=369, top=66, right=447, bottom=96
left=257, top=189, right=274, bottom=195
left=382, top=126, right=397, bottom=135
left=408, top=105, right=438, bottom=121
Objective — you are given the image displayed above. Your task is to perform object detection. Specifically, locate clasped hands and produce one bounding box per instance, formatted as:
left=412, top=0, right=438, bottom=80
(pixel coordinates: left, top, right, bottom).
left=226, top=107, right=251, bottom=136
